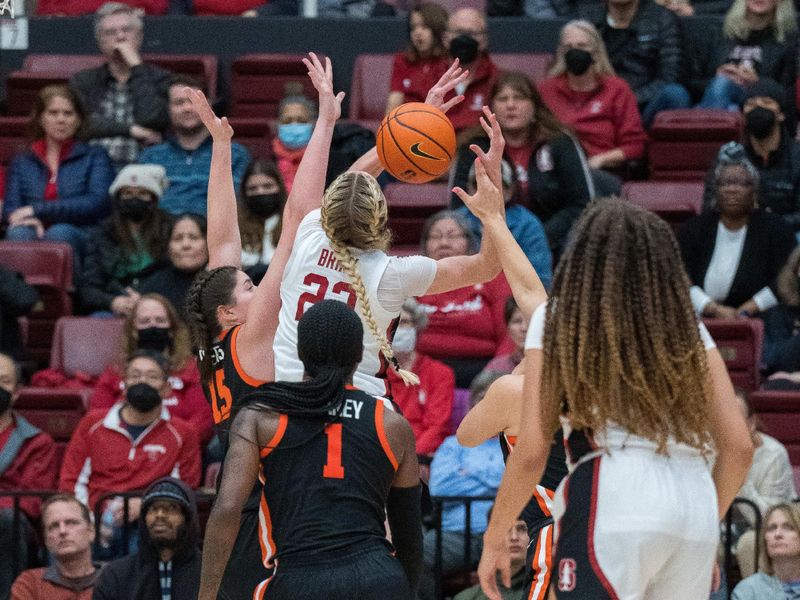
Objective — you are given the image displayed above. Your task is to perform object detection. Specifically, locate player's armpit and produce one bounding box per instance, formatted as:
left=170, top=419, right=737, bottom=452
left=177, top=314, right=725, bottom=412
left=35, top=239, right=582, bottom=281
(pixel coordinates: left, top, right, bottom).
left=457, top=374, right=521, bottom=447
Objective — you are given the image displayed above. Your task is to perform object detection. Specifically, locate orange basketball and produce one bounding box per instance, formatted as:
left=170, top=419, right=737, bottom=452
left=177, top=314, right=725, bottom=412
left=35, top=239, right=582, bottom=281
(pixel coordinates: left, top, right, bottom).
left=376, top=102, right=456, bottom=184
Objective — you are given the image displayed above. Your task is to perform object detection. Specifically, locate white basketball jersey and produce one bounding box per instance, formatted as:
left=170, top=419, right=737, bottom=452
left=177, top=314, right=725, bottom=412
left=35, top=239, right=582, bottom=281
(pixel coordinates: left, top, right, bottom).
left=274, top=209, right=398, bottom=397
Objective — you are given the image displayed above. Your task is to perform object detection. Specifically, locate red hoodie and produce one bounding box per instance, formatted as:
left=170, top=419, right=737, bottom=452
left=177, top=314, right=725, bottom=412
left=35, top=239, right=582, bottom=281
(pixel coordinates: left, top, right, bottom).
left=37, top=0, right=167, bottom=14
left=272, top=138, right=305, bottom=193
left=192, top=0, right=264, bottom=13
left=59, top=405, right=200, bottom=510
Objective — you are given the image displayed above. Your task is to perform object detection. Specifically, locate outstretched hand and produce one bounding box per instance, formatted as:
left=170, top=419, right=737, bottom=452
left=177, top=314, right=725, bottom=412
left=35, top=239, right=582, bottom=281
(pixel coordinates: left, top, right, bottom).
left=302, top=52, right=345, bottom=126
left=477, top=536, right=512, bottom=600
left=425, top=59, right=469, bottom=114
left=470, top=106, right=505, bottom=190
left=452, top=155, right=505, bottom=223
left=186, top=87, right=233, bottom=141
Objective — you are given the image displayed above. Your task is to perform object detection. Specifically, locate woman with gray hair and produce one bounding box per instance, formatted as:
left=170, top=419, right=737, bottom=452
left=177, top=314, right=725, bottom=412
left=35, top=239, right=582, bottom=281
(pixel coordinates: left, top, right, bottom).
left=416, top=210, right=513, bottom=387
left=273, top=87, right=318, bottom=193
left=387, top=298, right=455, bottom=456
left=678, top=142, right=796, bottom=319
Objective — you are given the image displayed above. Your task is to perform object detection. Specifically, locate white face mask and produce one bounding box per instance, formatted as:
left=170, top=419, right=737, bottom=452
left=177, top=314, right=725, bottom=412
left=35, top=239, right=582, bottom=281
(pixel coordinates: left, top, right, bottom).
left=392, top=326, right=417, bottom=354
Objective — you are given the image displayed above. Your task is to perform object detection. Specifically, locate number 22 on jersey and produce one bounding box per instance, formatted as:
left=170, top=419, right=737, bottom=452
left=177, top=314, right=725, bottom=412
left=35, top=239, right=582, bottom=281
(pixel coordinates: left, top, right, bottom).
left=295, top=273, right=356, bottom=320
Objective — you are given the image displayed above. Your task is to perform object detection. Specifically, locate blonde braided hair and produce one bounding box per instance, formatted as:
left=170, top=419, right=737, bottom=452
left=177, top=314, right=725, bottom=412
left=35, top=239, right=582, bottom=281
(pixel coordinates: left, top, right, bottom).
left=320, top=171, right=419, bottom=386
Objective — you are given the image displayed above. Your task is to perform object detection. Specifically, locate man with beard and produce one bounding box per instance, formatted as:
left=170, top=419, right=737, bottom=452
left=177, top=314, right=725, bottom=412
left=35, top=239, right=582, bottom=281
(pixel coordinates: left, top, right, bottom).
left=138, top=75, right=251, bottom=216
left=93, top=477, right=202, bottom=600
left=58, top=350, right=200, bottom=552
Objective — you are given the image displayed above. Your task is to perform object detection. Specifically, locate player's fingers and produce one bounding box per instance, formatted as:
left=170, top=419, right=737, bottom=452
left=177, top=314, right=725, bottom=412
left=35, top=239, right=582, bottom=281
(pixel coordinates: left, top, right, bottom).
left=479, top=115, right=492, bottom=138
left=479, top=568, right=502, bottom=600
left=501, top=563, right=512, bottom=589
left=324, top=55, right=333, bottom=81
left=469, top=143, right=488, bottom=162
left=440, top=95, right=464, bottom=113
left=452, top=186, right=473, bottom=206
left=336, top=91, right=346, bottom=103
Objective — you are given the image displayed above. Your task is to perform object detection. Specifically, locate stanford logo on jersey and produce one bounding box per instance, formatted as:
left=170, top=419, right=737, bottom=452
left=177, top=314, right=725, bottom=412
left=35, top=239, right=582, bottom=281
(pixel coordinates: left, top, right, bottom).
left=558, top=558, right=577, bottom=592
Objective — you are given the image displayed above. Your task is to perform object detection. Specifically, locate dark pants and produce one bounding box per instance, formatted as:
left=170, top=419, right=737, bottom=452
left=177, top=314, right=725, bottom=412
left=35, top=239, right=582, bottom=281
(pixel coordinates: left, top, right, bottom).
left=0, top=509, right=30, bottom=600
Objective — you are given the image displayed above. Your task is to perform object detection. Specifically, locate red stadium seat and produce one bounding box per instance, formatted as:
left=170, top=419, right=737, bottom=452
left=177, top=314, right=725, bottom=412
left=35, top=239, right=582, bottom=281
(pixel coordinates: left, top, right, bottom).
left=384, top=182, right=450, bottom=245
left=748, top=390, right=800, bottom=465
left=493, top=53, right=554, bottom=83
left=230, top=54, right=316, bottom=119
left=0, top=116, right=29, bottom=166
left=143, top=54, right=218, bottom=101
left=703, top=318, right=764, bottom=392
left=622, top=181, right=704, bottom=229
left=649, top=110, right=742, bottom=180
left=228, top=117, right=274, bottom=159
left=22, top=53, right=104, bottom=73
left=0, top=241, right=74, bottom=364
left=49, top=316, right=125, bottom=378
left=349, top=54, right=394, bottom=131
left=0, top=165, right=5, bottom=198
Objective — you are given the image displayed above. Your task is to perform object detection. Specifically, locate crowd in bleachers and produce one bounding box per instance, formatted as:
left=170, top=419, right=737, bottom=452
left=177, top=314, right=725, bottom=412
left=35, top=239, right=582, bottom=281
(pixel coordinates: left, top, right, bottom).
left=2, top=0, right=800, bottom=598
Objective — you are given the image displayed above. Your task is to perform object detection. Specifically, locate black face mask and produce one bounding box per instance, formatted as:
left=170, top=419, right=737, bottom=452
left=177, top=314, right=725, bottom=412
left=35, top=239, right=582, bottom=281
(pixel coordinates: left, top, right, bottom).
left=0, top=387, right=11, bottom=414
left=745, top=106, right=777, bottom=140
left=126, top=382, right=162, bottom=413
left=244, top=194, right=282, bottom=219
left=564, top=48, right=593, bottom=76
left=137, top=327, right=173, bottom=353
left=117, top=197, right=155, bottom=223
left=449, top=34, right=479, bottom=64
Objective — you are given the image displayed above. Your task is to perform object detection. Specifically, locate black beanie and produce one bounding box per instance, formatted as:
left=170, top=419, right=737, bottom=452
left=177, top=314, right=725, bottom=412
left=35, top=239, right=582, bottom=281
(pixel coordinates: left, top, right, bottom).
left=297, top=300, right=364, bottom=376
left=142, top=478, right=191, bottom=516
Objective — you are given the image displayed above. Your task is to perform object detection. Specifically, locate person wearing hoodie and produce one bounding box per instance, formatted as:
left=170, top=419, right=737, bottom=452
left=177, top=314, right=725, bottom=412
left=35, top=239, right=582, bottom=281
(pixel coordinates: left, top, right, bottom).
left=92, top=477, right=202, bottom=600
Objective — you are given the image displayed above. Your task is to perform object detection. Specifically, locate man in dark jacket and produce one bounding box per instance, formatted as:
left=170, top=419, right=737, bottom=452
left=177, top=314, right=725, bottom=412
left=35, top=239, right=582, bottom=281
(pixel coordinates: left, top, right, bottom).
left=0, top=269, right=39, bottom=360
left=70, top=2, right=171, bottom=169
left=93, top=477, right=201, bottom=600
left=581, top=0, right=691, bottom=127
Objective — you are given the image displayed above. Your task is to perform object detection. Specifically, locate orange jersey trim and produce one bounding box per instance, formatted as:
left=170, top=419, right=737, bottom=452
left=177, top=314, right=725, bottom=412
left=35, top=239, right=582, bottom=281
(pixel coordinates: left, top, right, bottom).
left=260, top=414, right=288, bottom=458
left=527, top=524, right=553, bottom=600
left=231, top=326, right=268, bottom=388
left=374, top=401, right=399, bottom=471
left=506, top=434, right=518, bottom=446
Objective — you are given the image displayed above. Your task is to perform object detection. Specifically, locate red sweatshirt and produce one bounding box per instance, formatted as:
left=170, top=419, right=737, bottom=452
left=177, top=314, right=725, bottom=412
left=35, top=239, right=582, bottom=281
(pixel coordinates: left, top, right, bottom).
left=444, top=54, right=499, bottom=133
left=89, top=362, right=213, bottom=444
left=537, top=75, right=647, bottom=160
left=272, top=138, right=305, bottom=194
left=59, top=405, right=200, bottom=510
left=192, top=0, right=264, bottom=14
left=37, top=0, right=167, bottom=14
left=390, top=53, right=449, bottom=104
left=388, top=354, right=454, bottom=456
left=0, top=414, right=57, bottom=519
left=416, top=273, right=512, bottom=360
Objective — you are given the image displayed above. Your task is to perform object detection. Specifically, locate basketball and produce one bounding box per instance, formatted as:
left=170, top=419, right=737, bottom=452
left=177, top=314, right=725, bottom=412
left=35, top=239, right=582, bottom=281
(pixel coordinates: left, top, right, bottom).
left=376, top=102, right=456, bottom=184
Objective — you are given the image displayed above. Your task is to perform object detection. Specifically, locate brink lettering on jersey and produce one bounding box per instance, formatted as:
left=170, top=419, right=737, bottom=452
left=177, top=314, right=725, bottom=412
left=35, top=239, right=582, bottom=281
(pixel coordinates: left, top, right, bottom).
left=328, top=398, right=364, bottom=419
left=317, top=249, right=344, bottom=272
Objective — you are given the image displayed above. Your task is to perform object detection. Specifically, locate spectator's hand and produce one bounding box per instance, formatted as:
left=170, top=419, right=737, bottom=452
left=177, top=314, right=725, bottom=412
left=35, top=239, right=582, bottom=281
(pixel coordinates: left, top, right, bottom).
left=470, top=106, right=505, bottom=190
left=241, top=9, right=257, bottom=16
left=452, top=153, right=504, bottom=223
left=112, top=497, right=142, bottom=525
left=110, top=288, right=140, bottom=316
left=303, top=53, right=345, bottom=126
left=737, top=64, right=758, bottom=85
left=19, top=217, right=45, bottom=238
left=666, top=0, right=694, bottom=16
left=478, top=533, right=511, bottom=600
left=113, top=41, right=142, bottom=67
left=8, top=205, right=34, bottom=226
left=129, top=125, right=163, bottom=146
left=705, top=302, right=738, bottom=320
left=717, top=63, right=744, bottom=85
left=186, top=88, right=233, bottom=141
left=425, top=60, right=469, bottom=115
left=587, top=154, right=606, bottom=170
left=768, top=371, right=800, bottom=383
left=736, top=299, right=759, bottom=318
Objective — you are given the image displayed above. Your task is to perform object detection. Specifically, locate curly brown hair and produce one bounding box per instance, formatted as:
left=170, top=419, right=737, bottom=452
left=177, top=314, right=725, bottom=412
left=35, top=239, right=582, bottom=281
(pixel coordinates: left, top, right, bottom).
left=540, top=198, right=712, bottom=453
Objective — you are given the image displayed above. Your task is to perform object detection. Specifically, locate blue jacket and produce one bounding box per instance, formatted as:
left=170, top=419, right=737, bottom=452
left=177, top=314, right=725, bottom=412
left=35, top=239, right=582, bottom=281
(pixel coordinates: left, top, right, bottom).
left=3, top=142, right=114, bottom=226
left=138, top=135, right=251, bottom=215
left=457, top=203, right=554, bottom=289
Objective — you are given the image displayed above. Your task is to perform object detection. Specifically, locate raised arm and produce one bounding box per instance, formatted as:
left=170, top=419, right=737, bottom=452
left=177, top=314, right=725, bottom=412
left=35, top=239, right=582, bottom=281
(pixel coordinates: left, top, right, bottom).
left=453, top=109, right=547, bottom=320
left=187, top=88, right=242, bottom=270
left=457, top=373, right=521, bottom=447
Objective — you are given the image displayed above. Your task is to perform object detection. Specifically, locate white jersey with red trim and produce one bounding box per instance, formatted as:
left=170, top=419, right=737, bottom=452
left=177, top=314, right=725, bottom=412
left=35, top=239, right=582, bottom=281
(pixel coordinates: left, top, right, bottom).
left=274, top=209, right=398, bottom=398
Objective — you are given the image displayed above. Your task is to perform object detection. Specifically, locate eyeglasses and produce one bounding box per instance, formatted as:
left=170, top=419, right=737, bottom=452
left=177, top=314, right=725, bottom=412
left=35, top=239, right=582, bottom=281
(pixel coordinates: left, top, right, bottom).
left=447, top=28, right=486, bottom=37
left=99, top=25, right=136, bottom=38
left=428, top=232, right=466, bottom=242
left=718, top=178, right=754, bottom=188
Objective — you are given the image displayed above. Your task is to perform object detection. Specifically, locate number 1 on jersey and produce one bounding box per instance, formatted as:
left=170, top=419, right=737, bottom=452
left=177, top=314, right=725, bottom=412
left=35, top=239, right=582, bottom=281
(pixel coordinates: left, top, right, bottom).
left=323, top=423, right=345, bottom=479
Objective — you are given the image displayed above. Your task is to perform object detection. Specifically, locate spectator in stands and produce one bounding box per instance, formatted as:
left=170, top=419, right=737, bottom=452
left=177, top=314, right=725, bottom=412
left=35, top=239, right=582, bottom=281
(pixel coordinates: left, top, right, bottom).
left=481, top=297, right=526, bottom=375
left=763, top=246, right=800, bottom=375
left=679, top=144, right=796, bottom=319
left=79, top=164, right=171, bottom=315
left=59, top=351, right=200, bottom=520
left=2, top=85, right=114, bottom=275
left=0, top=268, right=39, bottom=361
left=70, top=3, right=171, bottom=169
left=732, top=503, right=800, bottom=599
left=416, top=210, right=512, bottom=388
left=238, top=158, right=287, bottom=284
left=456, top=158, right=553, bottom=287
left=89, top=293, right=212, bottom=444
left=273, top=89, right=316, bottom=193
left=93, top=477, right=201, bottom=600
left=488, top=0, right=577, bottom=17
left=696, top=0, right=797, bottom=119
left=656, top=0, right=734, bottom=15
left=10, top=494, right=99, bottom=600
left=732, top=390, right=797, bottom=578
left=418, top=370, right=505, bottom=600
left=450, top=71, right=595, bottom=256
left=37, top=0, right=168, bottom=15
left=703, top=82, right=800, bottom=231
left=139, top=214, right=209, bottom=315
left=579, top=0, right=691, bottom=127
left=138, top=77, right=250, bottom=215
left=452, top=516, right=529, bottom=600
left=442, top=8, right=499, bottom=133
left=387, top=298, right=455, bottom=457
left=538, top=21, right=647, bottom=175
left=386, top=3, right=449, bottom=114
left=0, top=353, right=58, bottom=600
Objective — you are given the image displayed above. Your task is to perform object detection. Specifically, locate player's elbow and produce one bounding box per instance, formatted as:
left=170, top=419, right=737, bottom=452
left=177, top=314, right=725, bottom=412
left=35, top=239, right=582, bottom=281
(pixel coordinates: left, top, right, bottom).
left=455, top=424, right=481, bottom=447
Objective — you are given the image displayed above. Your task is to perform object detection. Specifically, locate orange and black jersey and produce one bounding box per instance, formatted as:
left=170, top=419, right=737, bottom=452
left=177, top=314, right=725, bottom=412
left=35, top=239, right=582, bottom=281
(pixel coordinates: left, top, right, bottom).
left=257, top=388, right=398, bottom=567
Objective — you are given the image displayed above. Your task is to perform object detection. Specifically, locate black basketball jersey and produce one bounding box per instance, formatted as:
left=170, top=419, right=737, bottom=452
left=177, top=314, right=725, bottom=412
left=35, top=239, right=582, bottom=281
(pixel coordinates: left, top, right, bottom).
left=257, top=388, right=398, bottom=566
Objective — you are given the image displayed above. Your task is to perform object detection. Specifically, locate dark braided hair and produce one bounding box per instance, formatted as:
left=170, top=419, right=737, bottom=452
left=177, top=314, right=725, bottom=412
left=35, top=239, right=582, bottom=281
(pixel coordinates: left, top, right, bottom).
left=185, top=266, right=238, bottom=384
left=238, top=299, right=364, bottom=420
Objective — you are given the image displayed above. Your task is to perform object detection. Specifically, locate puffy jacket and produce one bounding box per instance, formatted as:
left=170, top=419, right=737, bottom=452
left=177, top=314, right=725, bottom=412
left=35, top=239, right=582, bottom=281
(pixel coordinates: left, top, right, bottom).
left=3, top=142, right=114, bottom=226
left=581, top=0, right=685, bottom=106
